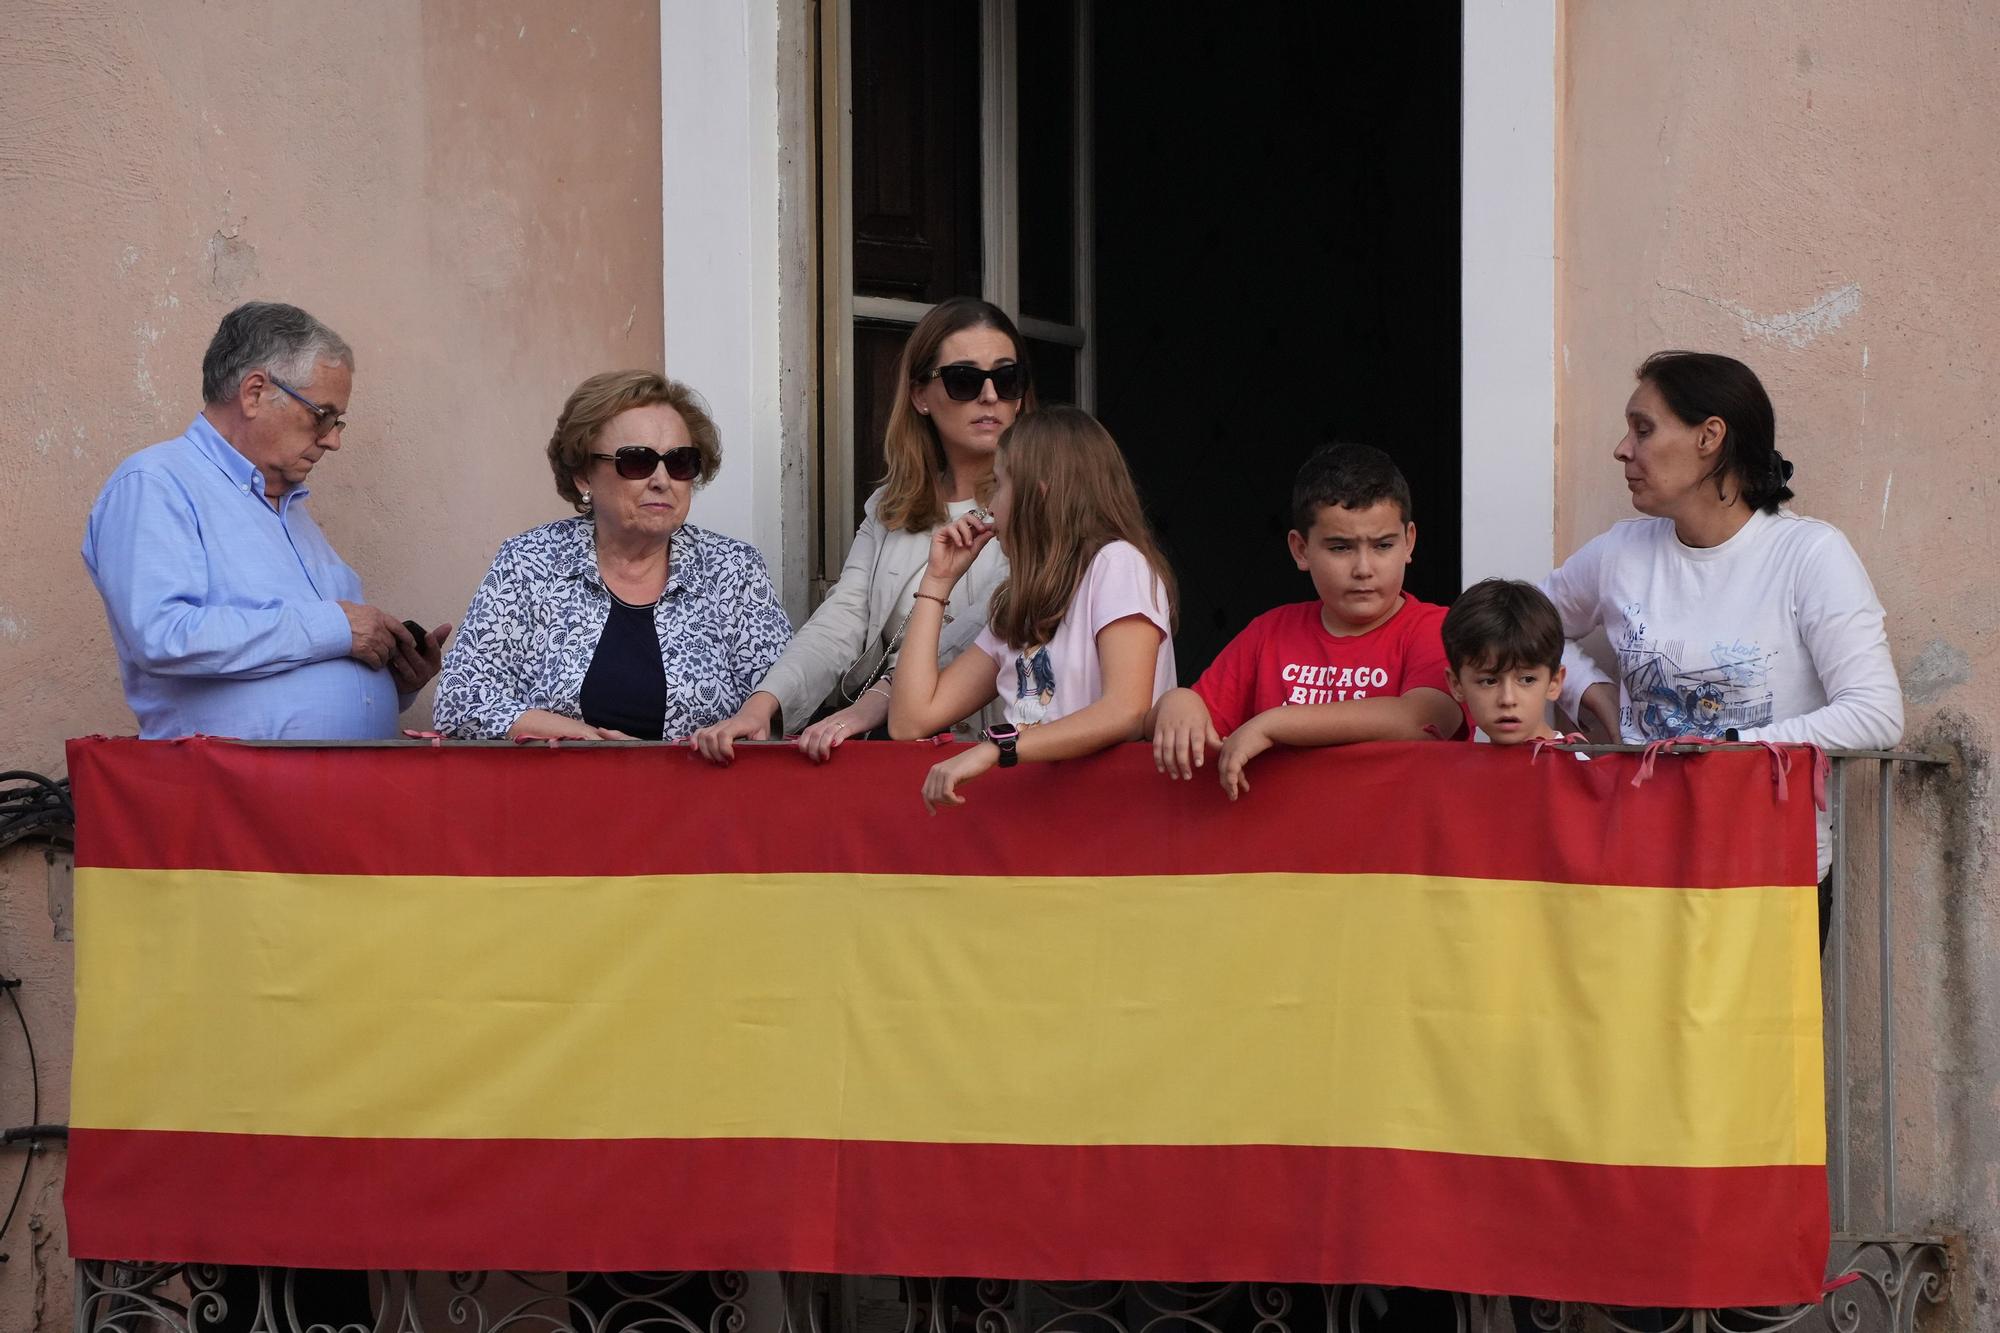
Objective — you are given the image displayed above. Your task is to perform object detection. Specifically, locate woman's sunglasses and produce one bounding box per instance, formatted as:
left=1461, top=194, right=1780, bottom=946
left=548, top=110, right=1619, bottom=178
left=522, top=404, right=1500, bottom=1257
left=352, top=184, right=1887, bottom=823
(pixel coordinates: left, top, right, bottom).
left=591, top=445, right=703, bottom=481
left=921, top=361, right=1030, bottom=402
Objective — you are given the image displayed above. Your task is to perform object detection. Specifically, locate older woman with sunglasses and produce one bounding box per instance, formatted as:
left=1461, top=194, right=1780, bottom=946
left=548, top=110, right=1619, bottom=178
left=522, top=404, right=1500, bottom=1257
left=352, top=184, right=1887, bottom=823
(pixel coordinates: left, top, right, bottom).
left=693, top=297, right=1033, bottom=764
left=435, top=370, right=791, bottom=740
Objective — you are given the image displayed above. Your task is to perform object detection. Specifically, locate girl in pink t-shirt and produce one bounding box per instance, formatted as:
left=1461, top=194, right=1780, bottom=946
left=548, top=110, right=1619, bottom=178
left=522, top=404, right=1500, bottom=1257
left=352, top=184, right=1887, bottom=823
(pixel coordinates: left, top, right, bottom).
left=889, top=406, right=1178, bottom=811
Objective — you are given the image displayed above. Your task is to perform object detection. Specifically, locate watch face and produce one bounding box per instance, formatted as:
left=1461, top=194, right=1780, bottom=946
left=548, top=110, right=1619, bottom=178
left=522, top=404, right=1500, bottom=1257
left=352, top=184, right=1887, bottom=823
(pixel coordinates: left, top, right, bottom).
left=985, top=724, right=1020, bottom=766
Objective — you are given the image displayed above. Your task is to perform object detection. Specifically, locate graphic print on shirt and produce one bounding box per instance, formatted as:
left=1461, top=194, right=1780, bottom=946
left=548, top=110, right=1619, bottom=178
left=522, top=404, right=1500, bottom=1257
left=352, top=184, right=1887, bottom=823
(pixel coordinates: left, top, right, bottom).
left=1008, top=647, right=1056, bottom=726
left=1283, top=662, right=1390, bottom=705
left=1615, top=603, right=1776, bottom=737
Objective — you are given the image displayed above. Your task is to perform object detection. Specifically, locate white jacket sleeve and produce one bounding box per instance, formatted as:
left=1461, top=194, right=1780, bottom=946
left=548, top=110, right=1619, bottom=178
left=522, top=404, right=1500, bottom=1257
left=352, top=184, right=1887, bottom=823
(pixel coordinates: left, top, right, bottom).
left=1738, top=529, right=1904, bottom=750
left=1541, top=532, right=1615, bottom=722
left=752, top=500, right=890, bottom=732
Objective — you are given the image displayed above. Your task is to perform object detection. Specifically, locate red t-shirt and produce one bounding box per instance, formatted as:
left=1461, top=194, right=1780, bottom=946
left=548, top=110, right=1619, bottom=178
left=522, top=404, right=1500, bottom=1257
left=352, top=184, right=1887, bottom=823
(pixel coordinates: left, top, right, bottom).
left=1190, top=597, right=1459, bottom=737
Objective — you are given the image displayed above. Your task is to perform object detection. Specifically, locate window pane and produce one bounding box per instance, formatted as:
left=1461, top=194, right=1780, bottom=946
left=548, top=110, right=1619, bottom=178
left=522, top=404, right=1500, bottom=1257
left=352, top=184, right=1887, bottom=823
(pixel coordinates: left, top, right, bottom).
left=852, top=0, right=983, bottom=302
left=851, top=320, right=912, bottom=527
left=1016, top=0, right=1077, bottom=322
left=1026, top=339, right=1077, bottom=408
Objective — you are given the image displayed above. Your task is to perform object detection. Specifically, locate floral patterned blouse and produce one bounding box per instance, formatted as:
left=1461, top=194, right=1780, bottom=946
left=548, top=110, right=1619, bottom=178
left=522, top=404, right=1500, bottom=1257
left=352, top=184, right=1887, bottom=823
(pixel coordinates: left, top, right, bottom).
left=434, top=517, right=792, bottom=740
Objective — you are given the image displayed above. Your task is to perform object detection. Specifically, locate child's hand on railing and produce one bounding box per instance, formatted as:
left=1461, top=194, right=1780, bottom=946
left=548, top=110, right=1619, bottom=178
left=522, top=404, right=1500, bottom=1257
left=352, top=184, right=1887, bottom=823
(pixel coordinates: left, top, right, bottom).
left=1217, top=718, right=1275, bottom=800
left=1152, top=690, right=1223, bottom=780
left=921, top=740, right=1000, bottom=814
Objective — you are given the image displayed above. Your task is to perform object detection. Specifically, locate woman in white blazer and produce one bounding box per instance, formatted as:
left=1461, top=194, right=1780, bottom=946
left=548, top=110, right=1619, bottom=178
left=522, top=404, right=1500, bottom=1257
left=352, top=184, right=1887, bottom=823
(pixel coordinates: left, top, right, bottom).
left=694, top=298, right=1035, bottom=763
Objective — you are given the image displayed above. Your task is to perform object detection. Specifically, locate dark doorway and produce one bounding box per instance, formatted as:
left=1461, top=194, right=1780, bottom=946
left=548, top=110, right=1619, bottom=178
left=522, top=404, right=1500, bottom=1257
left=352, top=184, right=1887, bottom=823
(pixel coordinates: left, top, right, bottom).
left=1091, top=5, right=1462, bottom=678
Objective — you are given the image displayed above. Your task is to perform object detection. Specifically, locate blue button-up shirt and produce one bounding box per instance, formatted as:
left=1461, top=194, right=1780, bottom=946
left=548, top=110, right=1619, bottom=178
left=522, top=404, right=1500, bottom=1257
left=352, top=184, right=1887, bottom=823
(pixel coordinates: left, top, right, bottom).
left=81, top=416, right=402, bottom=739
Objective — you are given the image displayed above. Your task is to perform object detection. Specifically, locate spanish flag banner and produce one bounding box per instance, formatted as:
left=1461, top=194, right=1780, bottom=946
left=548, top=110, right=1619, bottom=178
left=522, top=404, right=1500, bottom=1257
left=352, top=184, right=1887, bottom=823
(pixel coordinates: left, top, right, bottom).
left=65, top=736, right=1827, bottom=1307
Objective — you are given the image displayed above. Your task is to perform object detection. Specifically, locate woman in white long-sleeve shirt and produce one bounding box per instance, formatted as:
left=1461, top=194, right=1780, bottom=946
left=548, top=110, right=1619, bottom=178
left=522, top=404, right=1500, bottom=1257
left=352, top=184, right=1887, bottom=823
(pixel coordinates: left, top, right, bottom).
left=693, top=298, right=1033, bottom=763
left=1545, top=351, right=1903, bottom=898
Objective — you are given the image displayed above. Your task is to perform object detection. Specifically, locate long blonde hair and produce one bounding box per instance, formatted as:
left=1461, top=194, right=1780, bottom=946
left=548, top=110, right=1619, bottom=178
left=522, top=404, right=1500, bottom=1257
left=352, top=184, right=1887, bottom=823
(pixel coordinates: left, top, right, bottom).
left=877, top=298, right=1038, bottom=533
left=987, top=407, right=1178, bottom=650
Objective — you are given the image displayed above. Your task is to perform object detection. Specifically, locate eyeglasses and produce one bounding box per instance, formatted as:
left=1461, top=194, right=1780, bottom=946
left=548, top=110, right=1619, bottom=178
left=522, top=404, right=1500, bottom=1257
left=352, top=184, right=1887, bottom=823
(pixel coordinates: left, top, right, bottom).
left=590, top=445, right=703, bottom=481
left=269, top=377, right=348, bottom=439
left=920, top=361, right=1029, bottom=402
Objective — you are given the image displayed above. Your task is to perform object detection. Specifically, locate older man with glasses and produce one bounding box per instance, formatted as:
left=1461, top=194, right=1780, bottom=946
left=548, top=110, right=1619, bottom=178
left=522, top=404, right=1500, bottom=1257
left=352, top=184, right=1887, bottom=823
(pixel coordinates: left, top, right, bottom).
left=83, top=300, right=450, bottom=741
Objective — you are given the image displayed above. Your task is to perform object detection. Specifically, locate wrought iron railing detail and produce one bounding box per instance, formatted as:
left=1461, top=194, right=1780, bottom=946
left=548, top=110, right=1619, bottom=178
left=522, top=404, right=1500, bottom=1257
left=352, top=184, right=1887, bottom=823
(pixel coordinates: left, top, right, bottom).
left=73, top=1264, right=752, bottom=1333
left=72, top=1243, right=1951, bottom=1333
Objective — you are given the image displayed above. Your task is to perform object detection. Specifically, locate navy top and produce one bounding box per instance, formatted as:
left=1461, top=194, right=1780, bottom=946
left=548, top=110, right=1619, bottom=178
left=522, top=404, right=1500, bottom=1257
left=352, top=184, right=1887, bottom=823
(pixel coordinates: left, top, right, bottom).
left=579, top=599, right=669, bottom=739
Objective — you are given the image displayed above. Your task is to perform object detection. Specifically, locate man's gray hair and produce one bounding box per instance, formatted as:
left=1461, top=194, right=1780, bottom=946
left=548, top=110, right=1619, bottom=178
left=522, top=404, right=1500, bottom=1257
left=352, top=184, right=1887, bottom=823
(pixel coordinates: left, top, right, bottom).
left=200, top=301, right=355, bottom=404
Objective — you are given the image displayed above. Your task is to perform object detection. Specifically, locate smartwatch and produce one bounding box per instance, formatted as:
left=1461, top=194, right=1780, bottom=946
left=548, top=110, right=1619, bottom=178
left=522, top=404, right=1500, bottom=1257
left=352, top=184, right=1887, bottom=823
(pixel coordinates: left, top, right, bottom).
left=983, top=723, right=1020, bottom=768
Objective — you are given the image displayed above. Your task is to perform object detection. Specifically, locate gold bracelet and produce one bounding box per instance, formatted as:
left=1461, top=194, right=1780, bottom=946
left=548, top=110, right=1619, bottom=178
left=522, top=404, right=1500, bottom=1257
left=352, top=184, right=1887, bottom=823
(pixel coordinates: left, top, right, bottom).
left=912, top=591, right=949, bottom=607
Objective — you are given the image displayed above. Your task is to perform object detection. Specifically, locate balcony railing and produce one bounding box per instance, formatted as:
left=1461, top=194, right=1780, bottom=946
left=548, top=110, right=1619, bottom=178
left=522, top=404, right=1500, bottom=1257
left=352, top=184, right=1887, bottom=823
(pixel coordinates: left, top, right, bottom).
left=69, top=743, right=1956, bottom=1333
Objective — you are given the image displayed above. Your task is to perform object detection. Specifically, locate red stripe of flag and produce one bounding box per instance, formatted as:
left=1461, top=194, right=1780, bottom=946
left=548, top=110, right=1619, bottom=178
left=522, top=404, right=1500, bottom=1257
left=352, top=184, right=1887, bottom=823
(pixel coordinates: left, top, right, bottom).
left=66, top=1130, right=1827, bottom=1306
left=68, top=738, right=1816, bottom=888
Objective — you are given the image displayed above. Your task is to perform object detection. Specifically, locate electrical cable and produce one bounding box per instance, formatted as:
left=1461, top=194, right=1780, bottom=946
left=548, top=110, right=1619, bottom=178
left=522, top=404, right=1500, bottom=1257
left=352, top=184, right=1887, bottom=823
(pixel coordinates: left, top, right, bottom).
left=0, top=979, right=40, bottom=1260
left=0, top=768, right=72, bottom=1261
left=0, top=771, right=73, bottom=853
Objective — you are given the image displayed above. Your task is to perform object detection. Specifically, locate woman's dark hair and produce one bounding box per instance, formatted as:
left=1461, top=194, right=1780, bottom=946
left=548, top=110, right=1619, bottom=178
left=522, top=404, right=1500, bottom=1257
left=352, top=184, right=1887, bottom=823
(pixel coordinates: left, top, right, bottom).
left=1637, top=351, right=1794, bottom=513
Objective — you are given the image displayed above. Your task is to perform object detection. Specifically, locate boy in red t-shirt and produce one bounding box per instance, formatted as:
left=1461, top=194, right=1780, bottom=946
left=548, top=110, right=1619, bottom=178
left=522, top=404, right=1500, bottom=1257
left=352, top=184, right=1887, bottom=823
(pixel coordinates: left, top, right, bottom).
left=1150, top=443, right=1464, bottom=798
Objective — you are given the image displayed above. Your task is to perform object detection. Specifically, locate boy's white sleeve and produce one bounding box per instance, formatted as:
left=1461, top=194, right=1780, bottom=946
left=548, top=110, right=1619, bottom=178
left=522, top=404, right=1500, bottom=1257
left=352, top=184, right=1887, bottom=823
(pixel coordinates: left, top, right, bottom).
left=1541, top=532, right=1614, bottom=721
left=1737, top=529, right=1904, bottom=750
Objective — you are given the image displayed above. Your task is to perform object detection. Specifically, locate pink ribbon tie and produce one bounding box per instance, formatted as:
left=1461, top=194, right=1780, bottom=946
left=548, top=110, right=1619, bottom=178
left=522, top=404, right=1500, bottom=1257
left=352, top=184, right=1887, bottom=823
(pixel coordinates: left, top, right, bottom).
left=1528, top=732, right=1590, bottom=765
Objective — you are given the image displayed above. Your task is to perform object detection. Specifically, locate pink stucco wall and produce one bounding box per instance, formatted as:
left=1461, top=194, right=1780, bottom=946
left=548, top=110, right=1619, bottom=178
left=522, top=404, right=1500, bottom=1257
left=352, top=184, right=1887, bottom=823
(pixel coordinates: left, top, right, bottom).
left=1560, top=3, right=1997, bottom=1327
left=0, top=3, right=663, bottom=1325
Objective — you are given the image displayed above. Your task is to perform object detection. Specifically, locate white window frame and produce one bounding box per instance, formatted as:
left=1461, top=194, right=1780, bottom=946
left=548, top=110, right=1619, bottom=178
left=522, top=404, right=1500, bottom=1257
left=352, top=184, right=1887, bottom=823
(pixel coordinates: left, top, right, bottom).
left=1459, top=0, right=1559, bottom=581
left=659, top=1, right=808, bottom=610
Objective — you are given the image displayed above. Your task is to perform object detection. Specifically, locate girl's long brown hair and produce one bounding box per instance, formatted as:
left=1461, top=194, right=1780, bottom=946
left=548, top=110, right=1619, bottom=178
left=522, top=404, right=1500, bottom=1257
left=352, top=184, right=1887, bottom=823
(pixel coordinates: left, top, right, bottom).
left=877, top=298, right=1038, bottom=533
left=987, top=406, right=1178, bottom=650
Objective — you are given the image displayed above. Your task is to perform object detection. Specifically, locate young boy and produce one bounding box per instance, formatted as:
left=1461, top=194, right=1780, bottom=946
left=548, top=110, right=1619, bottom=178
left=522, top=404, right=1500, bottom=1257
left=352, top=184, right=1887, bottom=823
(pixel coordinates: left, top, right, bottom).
left=1439, top=578, right=1568, bottom=746
left=1151, top=443, right=1464, bottom=799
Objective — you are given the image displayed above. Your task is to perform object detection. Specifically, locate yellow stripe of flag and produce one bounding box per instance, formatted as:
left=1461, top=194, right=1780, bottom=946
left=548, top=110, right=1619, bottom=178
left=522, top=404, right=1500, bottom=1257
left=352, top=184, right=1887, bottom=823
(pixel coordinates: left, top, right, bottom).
left=73, top=867, right=1822, bottom=1167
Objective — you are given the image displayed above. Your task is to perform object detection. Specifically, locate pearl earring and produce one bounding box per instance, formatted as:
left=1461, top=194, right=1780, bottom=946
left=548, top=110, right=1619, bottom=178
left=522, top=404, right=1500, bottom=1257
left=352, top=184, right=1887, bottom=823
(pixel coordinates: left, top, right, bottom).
left=580, top=490, right=593, bottom=509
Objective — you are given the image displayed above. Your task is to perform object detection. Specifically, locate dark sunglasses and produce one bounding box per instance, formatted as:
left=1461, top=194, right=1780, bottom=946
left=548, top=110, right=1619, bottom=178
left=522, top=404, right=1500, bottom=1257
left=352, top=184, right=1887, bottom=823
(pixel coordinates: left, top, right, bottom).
left=269, top=377, right=348, bottom=439
left=921, top=361, right=1029, bottom=402
left=591, top=445, right=703, bottom=482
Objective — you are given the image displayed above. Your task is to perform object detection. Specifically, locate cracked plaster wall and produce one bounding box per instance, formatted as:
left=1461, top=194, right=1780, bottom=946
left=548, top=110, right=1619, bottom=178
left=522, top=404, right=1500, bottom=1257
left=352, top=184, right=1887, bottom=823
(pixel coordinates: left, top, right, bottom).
left=0, top=4, right=663, bottom=1327
left=1560, top=3, right=1999, bottom=1327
